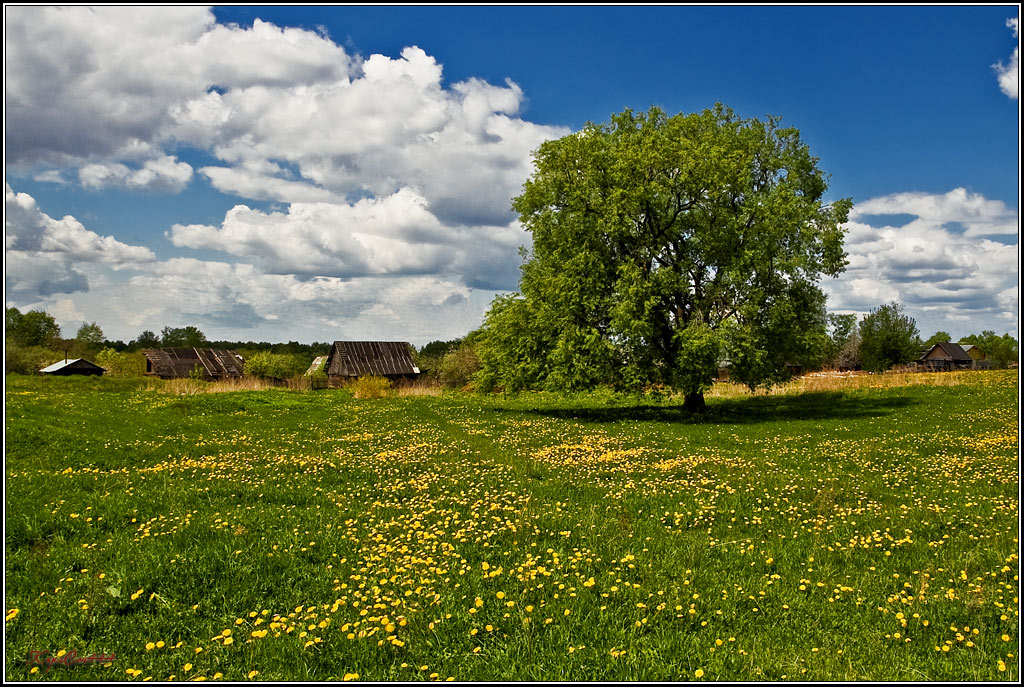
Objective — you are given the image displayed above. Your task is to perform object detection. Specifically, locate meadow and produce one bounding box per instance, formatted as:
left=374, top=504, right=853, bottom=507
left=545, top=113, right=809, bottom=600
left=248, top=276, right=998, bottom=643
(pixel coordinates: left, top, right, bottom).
left=4, top=370, right=1019, bottom=681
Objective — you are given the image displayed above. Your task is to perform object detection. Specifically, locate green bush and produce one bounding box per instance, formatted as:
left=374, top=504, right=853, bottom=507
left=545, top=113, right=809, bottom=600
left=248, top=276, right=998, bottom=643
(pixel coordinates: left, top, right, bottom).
left=4, top=344, right=63, bottom=375
left=350, top=375, right=391, bottom=399
left=95, top=348, right=147, bottom=377
left=244, top=351, right=309, bottom=379
left=439, top=344, right=481, bottom=390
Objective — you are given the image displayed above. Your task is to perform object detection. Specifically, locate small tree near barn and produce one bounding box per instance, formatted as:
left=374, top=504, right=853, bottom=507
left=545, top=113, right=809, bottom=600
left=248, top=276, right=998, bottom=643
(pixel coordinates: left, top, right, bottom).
left=858, top=302, right=920, bottom=372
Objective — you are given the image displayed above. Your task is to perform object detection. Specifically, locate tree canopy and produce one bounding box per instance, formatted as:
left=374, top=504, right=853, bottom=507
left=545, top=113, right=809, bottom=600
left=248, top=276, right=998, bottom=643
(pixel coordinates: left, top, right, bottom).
left=923, top=331, right=952, bottom=347
left=959, top=330, right=1019, bottom=368
left=5, top=307, right=62, bottom=348
left=476, top=104, right=851, bottom=408
left=76, top=321, right=106, bottom=348
left=160, top=326, right=207, bottom=347
left=858, top=302, right=920, bottom=373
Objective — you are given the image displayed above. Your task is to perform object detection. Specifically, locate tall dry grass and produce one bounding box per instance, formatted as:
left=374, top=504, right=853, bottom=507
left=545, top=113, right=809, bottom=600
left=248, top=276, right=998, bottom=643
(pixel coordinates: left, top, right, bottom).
left=147, top=376, right=295, bottom=395
left=707, top=369, right=985, bottom=399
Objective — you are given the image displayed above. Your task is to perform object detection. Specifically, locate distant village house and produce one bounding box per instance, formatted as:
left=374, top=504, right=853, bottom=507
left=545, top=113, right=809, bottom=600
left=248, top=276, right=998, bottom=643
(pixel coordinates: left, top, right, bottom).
left=917, top=342, right=975, bottom=371
left=39, top=358, right=105, bottom=376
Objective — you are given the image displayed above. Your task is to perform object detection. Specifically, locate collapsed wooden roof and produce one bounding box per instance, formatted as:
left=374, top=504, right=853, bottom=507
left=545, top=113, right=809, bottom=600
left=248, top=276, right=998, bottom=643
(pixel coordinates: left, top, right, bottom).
left=143, top=347, right=245, bottom=378
left=326, top=341, right=419, bottom=377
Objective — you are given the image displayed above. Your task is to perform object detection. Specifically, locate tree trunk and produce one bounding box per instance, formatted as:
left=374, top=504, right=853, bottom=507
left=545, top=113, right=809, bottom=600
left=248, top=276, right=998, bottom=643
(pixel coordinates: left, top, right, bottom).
left=683, top=391, right=706, bottom=413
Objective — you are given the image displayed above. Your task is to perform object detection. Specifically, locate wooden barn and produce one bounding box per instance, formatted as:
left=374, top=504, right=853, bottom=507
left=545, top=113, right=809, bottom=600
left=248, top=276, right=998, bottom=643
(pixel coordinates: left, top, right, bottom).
left=143, top=347, right=244, bottom=380
left=39, top=358, right=105, bottom=376
left=324, top=341, right=420, bottom=388
left=917, top=342, right=973, bottom=371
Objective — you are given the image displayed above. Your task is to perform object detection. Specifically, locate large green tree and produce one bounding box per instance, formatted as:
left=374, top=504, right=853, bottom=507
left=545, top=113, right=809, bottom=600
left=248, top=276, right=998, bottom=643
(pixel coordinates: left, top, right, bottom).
left=75, top=322, right=106, bottom=351
left=476, top=104, right=852, bottom=409
left=858, top=302, right=920, bottom=373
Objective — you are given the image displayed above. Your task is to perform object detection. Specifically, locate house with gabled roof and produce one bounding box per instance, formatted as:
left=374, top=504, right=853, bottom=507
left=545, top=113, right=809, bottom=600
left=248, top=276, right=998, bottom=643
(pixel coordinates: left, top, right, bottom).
left=40, top=358, right=105, bottom=376
left=917, top=342, right=973, bottom=371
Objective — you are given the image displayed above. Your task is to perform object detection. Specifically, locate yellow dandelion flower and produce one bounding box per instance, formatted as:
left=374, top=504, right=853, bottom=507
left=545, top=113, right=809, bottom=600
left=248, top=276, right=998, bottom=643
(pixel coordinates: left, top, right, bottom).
left=695, top=668, right=705, bottom=678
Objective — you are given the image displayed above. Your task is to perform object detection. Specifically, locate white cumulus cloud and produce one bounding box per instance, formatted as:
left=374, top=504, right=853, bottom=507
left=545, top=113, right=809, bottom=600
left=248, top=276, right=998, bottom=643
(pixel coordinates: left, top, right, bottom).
left=79, top=155, right=194, bottom=192
left=5, top=184, right=155, bottom=264
left=994, top=17, right=1019, bottom=100
left=824, top=188, right=1019, bottom=338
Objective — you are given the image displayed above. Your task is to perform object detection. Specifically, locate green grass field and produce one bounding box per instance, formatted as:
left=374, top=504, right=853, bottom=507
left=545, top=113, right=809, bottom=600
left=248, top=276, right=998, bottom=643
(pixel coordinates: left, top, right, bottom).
left=4, top=371, right=1019, bottom=681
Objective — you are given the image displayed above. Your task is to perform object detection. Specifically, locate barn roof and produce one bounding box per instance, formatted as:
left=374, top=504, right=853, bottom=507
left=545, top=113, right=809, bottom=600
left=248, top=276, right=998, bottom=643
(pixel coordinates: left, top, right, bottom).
left=919, top=341, right=972, bottom=362
left=39, top=358, right=105, bottom=373
left=143, top=347, right=244, bottom=378
left=326, top=341, right=419, bottom=377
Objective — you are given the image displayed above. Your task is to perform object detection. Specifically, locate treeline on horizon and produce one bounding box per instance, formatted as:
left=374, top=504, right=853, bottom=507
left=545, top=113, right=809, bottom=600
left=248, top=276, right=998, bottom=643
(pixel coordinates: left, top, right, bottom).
left=4, top=305, right=1019, bottom=386
left=4, top=306, right=474, bottom=381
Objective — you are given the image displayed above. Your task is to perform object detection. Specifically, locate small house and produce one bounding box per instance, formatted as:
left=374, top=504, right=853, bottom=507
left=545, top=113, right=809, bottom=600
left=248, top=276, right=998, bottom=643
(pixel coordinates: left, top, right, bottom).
left=917, top=342, right=973, bottom=371
left=39, top=358, right=105, bottom=376
left=324, top=341, right=420, bottom=388
left=143, top=347, right=244, bottom=380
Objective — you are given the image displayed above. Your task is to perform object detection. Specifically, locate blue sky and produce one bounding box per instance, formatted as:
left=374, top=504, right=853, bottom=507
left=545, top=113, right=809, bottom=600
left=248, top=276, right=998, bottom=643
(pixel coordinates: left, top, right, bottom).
left=5, top=5, right=1020, bottom=346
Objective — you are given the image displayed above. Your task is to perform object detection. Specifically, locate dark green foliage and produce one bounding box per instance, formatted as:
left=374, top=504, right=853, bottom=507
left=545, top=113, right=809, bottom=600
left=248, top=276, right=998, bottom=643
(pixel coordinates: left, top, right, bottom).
left=414, top=339, right=464, bottom=379
left=4, top=343, right=63, bottom=374
left=959, top=330, right=1019, bottom=369
left=242, top=351, right=310, bottom=379
left=438, top=343, right=482, bottom=390
left=923, top=331, right=952, bottom=348
left=858, top=302, right=920, bottom=372
left=824, top=313, right=858, bottom=367
left=131, top=330, right=161, bottom=350
left=477, top=104, right=851, bottom=402
left=160, top=325, right=207, bottom=347
left=5, top=307, right=62, bottom=347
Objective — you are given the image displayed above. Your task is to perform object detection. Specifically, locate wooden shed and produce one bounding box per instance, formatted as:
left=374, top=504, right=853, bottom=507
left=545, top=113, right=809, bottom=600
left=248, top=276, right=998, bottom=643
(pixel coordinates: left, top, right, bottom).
left=39, top=358, right=105, bottom=376
left=143, top=347, right=244, bottom=380
left=917, top=342, right=973, bottom=371
left=325, top=341, right=420, bottom=388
